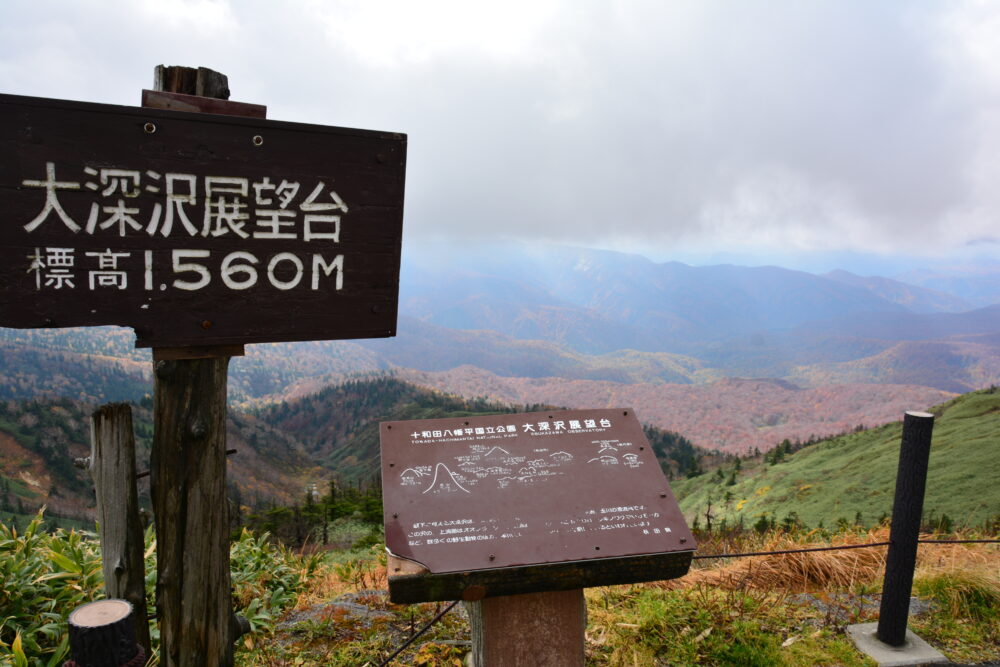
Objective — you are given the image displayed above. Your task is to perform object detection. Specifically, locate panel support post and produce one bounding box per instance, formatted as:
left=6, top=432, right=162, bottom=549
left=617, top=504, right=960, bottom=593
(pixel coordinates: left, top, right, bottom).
left=876, top=410, right=935, bottom=647
left=152, top=357, right=233, bottom=666
left=89, top=403, right=151, bottom=657
left=465, top=589, right=586, bottom=667
left=146, top=64, right=251, bottom=666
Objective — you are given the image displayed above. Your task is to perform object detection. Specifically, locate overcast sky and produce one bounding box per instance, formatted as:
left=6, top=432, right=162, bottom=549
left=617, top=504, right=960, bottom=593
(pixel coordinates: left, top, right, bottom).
left=3, top=0, right=999, bottom=270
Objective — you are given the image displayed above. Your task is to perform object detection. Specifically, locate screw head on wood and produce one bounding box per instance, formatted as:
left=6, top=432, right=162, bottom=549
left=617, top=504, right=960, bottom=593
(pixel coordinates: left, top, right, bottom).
left=252, top=135, right=263, bottom=146
left=200, top=320, right=212, bottom=329
left=144, top=122, right=156, bottom=134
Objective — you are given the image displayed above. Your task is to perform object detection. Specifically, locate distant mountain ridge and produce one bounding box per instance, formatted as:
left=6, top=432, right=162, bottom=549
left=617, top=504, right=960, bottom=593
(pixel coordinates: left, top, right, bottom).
left=390, top=366, right=954, bottom=454
left=402, top=246, right=918, bottom=354
left=823, top=269, right=973, bottom=313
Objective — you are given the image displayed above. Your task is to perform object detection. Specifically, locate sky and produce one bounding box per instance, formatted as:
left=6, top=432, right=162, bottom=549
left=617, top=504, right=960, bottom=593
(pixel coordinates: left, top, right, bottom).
left=3, top=0, right=999, bottom=273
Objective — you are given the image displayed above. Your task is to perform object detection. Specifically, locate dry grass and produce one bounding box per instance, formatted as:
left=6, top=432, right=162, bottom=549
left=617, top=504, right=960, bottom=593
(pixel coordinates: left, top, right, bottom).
left=658, top=528, right=997, bottom=593
left=292, top=551, right=389, bottom=610
left=660, top=529, right=887, bottom=592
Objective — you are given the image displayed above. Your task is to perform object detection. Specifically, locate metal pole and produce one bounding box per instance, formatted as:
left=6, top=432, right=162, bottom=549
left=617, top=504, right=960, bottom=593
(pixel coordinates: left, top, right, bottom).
left=876, top=411, right=935, bottom=646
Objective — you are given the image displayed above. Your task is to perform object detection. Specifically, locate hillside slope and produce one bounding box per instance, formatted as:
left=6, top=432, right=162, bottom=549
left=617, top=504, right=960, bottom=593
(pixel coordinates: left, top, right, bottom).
left=256, top=376, right=710, bottom=482
left=0, top=397, right=315, bottom=521
left=391, top=367, right=954, bottom=453
left=671, top=387, right=1000, bottom=528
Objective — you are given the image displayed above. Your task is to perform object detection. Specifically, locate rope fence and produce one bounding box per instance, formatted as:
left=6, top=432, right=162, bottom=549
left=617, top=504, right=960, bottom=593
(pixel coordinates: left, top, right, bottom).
left=375, top=536, right=998, bottom=665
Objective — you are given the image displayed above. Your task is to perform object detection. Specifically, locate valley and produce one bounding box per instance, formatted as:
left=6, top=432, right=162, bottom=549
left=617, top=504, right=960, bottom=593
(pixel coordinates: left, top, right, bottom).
left=1, top=244, right=997, bottom=526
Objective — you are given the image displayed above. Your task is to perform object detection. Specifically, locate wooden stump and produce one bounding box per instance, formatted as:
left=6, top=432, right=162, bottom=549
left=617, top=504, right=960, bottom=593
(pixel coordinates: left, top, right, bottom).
left=464, top=589, right=587, bottom=666
left=66, top=599, right=143, bottom=667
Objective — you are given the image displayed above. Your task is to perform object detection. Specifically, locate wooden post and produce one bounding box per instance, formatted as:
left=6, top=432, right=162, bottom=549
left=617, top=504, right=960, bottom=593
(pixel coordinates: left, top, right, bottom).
left=89, top=404, right=151, bottom=657
left=465, top=590, right=587, bottom=666
left=151, top=358, right=233, bottom=666
left=146, top=65, right=250, bottom=667
left=876, top=411, right=935, bottom=647
left=67, top=599, right=144, bottom=667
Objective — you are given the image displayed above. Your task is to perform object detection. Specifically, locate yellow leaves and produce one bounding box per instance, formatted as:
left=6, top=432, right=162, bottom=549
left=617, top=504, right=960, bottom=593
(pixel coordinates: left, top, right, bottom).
left=755, top=485, right=771, bottom=497
left=412, top=641, right=464, bottom=666
left=11, top=632, right=27, bottom=667
left=735, top=499, right=748, bottom=511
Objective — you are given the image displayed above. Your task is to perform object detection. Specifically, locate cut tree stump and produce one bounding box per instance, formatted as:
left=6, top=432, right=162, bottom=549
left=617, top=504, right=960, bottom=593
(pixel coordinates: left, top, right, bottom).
left=66, top=599, right=144, bottom=667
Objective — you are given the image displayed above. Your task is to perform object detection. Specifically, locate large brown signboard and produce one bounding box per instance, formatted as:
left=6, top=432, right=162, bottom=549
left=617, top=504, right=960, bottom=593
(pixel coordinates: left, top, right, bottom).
left=381, top=408, right=695, bottom=601
left=0, top=93, right=406, bottom=347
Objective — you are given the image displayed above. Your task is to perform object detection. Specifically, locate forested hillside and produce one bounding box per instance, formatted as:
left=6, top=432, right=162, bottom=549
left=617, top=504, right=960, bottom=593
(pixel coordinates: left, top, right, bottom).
left=1, top=376, right=713, bottom=525
left=0, top=396, right=314, bottom=524
left=256, top=376, right=712, bottom=483
left=672, top=387, right=1000, bottom=530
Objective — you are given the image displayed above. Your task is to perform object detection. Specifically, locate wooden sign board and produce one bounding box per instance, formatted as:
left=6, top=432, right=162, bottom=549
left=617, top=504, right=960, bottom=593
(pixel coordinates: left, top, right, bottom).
left=380, top=408, right=695, bottom=603
left=0, top=93, right=406, bottom=348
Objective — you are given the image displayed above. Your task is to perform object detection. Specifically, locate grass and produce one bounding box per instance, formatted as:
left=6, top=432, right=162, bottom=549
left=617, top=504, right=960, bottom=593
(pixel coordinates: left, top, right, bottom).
left=240, top=524, right=998, bottom=666
left=3, top=510, right=995, bottom=666
left=672, top=387, right=1000, bottom=530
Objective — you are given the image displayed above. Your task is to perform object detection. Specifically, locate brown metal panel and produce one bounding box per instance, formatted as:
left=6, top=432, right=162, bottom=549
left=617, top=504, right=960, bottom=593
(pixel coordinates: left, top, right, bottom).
left=0, top=93, right=405, bottom=348
left=380, top=408, right=695, bottom=576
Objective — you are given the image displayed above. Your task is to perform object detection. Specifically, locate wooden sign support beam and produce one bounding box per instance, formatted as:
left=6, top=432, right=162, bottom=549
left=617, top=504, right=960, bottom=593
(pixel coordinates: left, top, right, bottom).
left=146, top=65, right=249, bottom=667
left=466, top=590, right=586, bottom=667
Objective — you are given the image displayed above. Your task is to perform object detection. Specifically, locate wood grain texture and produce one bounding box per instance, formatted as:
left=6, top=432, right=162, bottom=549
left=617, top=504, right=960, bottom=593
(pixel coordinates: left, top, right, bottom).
left=67, top=599, right=141, bottom=667
left=141, top=89, right=266, bottom=118
left=465, top=590, right=586, bottom=667
left=89, top=403, right=151, bottom=657
left=151, top=357, right=233, bottom=667
left=388, top=550, right=692, bottom=604
left=154, top=65, right=230, bottom=99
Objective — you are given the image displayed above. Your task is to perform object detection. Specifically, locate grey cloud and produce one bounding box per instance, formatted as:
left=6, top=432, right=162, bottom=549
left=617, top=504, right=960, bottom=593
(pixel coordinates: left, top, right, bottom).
left=0, top=0, right=994, bottom=257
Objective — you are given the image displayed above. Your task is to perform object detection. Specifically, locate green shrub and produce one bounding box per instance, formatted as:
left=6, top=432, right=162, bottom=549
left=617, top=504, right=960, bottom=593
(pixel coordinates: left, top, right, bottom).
left=0, top=511, right=316, bottom=664
left=0, top=510, right=101, bottom=666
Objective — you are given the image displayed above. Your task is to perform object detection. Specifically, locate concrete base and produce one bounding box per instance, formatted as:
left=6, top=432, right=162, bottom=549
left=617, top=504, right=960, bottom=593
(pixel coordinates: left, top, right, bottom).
left=846, top=623, right=948, bottom=666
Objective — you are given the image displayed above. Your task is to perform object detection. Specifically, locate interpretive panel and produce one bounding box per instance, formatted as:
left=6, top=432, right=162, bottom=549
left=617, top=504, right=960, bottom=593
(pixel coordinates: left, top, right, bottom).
left=380, top=408, right=694, bottom=574
left=0, top=93, right=406, bottom=347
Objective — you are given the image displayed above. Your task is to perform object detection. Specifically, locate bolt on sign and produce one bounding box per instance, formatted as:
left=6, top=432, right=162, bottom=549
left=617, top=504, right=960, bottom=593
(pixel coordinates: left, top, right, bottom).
left=380, top=408, right=695, bottom=603
left=0, top=93, right=406, bottom=347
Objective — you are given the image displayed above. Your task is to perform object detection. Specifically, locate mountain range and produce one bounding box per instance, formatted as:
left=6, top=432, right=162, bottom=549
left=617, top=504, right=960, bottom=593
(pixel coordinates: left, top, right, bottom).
left=0, top=242, right=996, bottom=458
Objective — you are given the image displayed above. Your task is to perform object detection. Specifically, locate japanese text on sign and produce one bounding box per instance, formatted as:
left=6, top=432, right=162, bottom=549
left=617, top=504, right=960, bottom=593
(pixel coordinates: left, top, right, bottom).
left=21, top=163, right=346, bottom=293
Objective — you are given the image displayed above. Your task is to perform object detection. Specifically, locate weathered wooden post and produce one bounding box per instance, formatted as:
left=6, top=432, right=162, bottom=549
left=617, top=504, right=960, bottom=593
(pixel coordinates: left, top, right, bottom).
left=465, top=590, right=587, bottom=665
left=88, top=404, right=151, bottom=657
left=877, top=410, right=935, bottom=645
left=144, top=65, right=252, bottom=667
left=382, top=409, right=695, bottom=666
